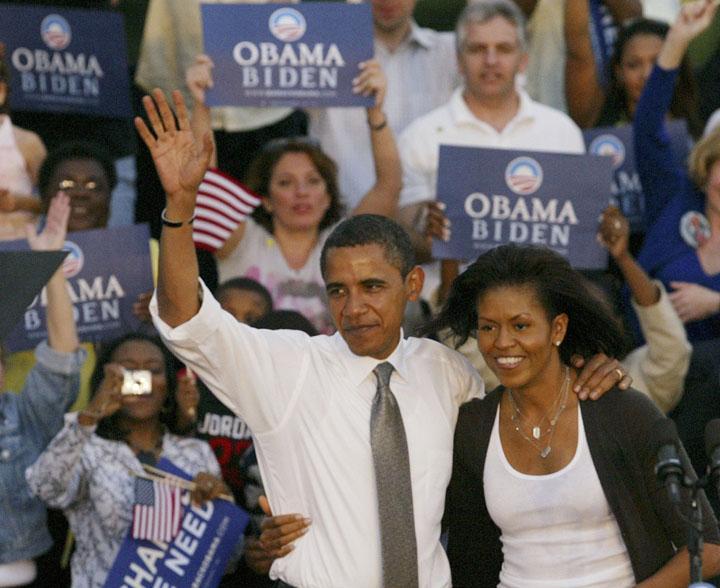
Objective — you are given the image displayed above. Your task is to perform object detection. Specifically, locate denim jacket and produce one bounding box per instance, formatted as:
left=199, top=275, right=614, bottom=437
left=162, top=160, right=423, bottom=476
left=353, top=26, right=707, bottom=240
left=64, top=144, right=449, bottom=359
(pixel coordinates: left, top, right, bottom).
left=0, top=342, right=85, bottom=563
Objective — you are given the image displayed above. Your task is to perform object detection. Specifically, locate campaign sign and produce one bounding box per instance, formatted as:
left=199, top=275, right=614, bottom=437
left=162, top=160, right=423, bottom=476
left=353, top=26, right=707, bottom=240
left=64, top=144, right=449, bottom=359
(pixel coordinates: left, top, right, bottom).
left=0, top=224, right=152, bottom=352
left=105, top=459, right=248, bottom=588
left=433, top=146, right=614, bottom=269
left=202, top=2, right=374, bottom=108
left=583, top=121, right=690, bottom=231
left=0, top=4, right=131, bottom=117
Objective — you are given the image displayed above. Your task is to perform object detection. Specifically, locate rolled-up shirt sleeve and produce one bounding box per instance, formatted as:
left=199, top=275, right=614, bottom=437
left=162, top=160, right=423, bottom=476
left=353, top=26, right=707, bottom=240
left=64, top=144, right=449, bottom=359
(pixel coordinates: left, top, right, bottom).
left=398, top=123, right=439, bottom=209
left=150, top=280, right=311, bottom=434
left=623, top=282, right=691, bottom=413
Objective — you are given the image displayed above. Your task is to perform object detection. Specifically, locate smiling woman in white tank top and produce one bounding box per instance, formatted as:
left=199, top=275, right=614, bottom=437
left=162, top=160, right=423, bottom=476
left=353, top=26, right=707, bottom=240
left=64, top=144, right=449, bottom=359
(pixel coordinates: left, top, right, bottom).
left=431, top=244, right=720, bottom=587
left=484, top=405, right=634, bottom=587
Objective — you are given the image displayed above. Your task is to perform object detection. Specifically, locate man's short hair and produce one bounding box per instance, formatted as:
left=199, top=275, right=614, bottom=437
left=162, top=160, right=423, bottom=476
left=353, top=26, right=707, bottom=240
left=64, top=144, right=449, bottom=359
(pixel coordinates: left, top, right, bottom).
left=320, top=215, right=416, bottom=279
left=456, top=0, right=528, bottom=53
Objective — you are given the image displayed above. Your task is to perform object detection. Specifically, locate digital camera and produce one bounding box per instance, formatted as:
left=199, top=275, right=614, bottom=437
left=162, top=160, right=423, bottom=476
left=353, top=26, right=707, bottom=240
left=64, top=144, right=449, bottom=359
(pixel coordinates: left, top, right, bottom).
left=121, top=369, right=153, bottom=396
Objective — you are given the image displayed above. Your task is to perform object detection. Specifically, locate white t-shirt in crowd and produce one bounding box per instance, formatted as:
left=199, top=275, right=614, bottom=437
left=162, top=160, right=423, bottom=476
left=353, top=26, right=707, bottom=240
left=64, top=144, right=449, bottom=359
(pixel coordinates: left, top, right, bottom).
left=217, top=217, right=335, bottom=334
left=150, top=283, right=484, bottom=588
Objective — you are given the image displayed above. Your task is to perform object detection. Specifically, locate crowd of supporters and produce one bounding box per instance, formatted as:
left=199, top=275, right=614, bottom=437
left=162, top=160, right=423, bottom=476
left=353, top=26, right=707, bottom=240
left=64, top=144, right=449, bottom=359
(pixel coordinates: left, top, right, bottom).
left=1, top=0, right=720, bottom=586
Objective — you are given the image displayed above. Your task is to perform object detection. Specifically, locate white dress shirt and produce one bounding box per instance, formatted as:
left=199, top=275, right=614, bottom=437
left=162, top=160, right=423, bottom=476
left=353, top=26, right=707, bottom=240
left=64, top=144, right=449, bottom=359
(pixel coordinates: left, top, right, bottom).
left=150, top=281, right=484, bottom=587
left=309, top=23, right=459, bottom=208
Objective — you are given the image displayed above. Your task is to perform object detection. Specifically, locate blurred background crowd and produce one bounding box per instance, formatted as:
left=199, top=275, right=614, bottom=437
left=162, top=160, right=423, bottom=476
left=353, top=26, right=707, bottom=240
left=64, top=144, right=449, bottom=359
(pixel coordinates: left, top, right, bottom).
left=1, top=0, right=720, bottom=586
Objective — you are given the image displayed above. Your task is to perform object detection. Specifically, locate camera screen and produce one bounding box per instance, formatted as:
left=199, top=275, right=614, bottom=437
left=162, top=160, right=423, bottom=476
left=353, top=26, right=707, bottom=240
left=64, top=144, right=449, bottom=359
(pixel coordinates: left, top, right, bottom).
left=121, top=370, right=153, bottom=395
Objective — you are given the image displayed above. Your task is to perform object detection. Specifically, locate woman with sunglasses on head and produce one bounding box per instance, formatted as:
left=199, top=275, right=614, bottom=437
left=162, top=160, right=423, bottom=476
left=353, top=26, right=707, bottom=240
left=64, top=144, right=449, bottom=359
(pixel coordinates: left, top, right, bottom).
left=185, top=54, right=401, bottom=333
left=37, top=141, right=117, bottom=234
left=25, top=333, right=230, bottom=588
left=2, top=140, right=160, bottom=404
left=433, top=244, right=720, bottom=588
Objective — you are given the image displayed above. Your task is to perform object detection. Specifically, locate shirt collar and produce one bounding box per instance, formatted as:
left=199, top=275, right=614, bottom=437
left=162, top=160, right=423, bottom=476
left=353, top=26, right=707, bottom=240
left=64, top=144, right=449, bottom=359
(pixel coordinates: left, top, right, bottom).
left=376, top=20, right=436, bottom=53
left=449, top=86, right=538, bottom=129
left=331, top=330, right=410, bottom=388
left=407, top=21, right=436, bottom=49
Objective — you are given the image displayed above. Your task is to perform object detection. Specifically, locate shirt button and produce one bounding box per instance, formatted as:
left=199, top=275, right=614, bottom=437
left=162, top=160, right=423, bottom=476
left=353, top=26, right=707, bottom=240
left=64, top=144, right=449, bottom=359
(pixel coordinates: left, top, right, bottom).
left=0, top=449, right=10, bottom=461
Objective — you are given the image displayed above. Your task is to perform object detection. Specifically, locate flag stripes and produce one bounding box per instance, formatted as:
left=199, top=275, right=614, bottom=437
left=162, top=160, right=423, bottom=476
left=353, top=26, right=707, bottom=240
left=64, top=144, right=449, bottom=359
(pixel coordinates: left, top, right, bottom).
left=132, top=478, right=182, bottom=543
left=192, top=168, right=262, bottom=252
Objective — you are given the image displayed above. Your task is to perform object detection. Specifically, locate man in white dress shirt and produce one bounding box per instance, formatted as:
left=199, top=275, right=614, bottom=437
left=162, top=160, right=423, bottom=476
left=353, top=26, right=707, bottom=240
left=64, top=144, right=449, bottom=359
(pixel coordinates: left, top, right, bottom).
left=136, top=88, right=629, bottom=588
left=397, top=0, right=585, bottom=297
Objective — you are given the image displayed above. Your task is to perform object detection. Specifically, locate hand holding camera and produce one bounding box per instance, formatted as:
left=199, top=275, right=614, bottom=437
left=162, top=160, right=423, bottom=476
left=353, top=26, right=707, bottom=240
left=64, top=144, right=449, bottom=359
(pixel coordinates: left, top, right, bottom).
left=78, top=364, right=153, bottom=427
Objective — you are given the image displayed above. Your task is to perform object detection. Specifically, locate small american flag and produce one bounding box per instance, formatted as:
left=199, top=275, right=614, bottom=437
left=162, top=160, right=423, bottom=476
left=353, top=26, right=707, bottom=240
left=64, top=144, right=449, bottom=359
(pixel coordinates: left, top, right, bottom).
left=193, top=168, right=262, bottom=252
left=132, top=477, right=183, bottom=542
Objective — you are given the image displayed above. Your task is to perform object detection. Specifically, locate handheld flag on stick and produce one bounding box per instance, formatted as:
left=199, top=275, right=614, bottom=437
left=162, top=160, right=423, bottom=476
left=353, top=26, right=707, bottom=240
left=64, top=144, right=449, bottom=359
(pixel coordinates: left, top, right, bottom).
left=131, top=477, right=182, bottom=543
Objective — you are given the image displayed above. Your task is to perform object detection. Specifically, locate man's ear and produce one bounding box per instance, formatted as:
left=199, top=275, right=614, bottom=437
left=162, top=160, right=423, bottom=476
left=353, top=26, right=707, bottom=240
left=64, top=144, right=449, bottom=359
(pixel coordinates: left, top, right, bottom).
left=518, top=51, right=530, bottom=74
left=405, top=266, right=425, bottom=302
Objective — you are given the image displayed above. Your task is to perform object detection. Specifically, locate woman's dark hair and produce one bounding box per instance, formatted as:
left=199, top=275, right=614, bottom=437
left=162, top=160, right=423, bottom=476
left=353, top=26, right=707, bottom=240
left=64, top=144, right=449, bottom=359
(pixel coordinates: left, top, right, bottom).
left=217, top=277, right=273, bottom=316
left=597, top=18, right=701, bottom=137
left=38, top=140, right=117, bottom=201
left=89, top=333, right=180, bottom=441
left=245, top=138, right=344, bottom=233
left=425, top=245, right=626, bottom=365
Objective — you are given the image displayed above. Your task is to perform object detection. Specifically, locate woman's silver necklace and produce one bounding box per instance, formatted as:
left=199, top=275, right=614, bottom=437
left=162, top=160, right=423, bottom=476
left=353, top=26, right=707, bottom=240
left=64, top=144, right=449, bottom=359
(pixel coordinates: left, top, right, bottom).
left=507, top=366, right=570, bottom=458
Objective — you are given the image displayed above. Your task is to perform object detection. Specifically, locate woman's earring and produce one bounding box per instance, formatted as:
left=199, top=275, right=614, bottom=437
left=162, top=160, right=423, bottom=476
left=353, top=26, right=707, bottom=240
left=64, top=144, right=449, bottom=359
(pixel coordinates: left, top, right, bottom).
left=554, top=340, right=561, bottom=347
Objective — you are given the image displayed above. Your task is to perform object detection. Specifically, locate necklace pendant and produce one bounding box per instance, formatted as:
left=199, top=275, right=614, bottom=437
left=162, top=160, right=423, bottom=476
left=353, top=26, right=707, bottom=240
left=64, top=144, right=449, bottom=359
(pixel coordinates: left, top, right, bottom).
left=532, top=426, right=541, bottom=439
left=540, top=446, right=551, bottom=458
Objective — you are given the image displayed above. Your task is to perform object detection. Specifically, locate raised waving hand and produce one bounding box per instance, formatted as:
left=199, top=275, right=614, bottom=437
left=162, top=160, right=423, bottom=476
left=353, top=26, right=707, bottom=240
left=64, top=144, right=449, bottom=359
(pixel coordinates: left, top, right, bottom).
left=134, top=89, right=213, bottom=219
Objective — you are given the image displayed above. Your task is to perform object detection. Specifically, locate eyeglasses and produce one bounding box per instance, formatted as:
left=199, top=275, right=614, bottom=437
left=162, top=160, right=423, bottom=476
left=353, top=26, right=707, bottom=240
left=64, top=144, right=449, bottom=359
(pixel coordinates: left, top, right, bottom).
left=57, top=179, right=104, bottom=193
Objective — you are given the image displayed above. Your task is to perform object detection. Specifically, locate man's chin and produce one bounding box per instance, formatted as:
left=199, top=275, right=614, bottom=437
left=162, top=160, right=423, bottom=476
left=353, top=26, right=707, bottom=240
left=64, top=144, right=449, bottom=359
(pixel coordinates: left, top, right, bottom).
left=373, top=18, right=405, bottom=34
left=345, top=339, right=373, bottom=357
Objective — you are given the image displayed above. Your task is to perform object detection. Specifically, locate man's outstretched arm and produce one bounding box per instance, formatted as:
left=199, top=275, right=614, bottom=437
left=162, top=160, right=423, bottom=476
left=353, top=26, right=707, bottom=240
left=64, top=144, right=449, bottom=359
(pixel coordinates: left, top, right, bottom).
left=134, top=89, right=213, bottom=327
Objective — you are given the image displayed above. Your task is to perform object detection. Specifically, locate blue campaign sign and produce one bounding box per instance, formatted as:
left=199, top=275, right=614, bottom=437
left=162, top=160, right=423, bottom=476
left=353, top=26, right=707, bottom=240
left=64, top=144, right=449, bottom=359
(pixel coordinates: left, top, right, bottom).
left=202, top=2, right=374, bottom=108
left=584, top=121, right=690, bottom=231
left=104, top=459, right=248, bottom=588
left=433, top=146, right=614, bottom=269
left=0, top=224, right=153, bottom=352
left=0, top=4, right=131, bottom=117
